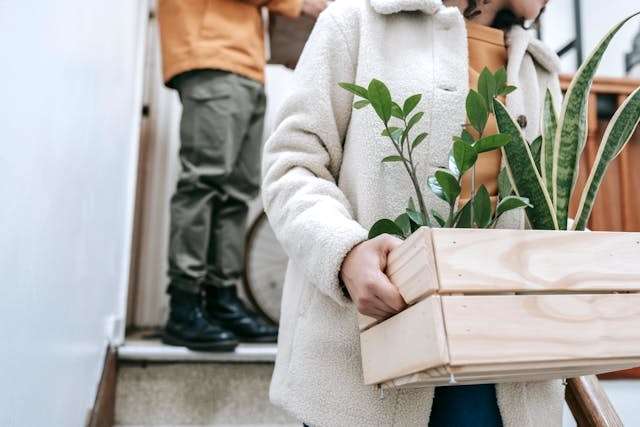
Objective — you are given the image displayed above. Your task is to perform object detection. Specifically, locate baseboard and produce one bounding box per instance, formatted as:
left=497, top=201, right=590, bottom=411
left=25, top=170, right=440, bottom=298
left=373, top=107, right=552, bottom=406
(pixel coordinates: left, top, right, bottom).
left=88, top=346, right=118, bottom=427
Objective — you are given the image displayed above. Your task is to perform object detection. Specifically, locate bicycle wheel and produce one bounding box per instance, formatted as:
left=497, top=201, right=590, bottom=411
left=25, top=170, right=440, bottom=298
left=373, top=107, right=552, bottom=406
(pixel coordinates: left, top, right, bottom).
left=243, top=211, right=288, bottom=325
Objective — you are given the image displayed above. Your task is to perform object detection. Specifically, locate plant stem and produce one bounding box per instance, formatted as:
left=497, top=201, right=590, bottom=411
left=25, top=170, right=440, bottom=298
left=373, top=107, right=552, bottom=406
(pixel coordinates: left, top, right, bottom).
left=385, top=123, right=431, bottom=227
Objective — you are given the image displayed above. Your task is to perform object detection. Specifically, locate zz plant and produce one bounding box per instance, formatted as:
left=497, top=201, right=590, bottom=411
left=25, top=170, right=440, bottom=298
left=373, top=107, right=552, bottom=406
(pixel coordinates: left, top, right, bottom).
left=340, top=67, right=531, bottom=239
left=340, top=12, right=640, bottom=238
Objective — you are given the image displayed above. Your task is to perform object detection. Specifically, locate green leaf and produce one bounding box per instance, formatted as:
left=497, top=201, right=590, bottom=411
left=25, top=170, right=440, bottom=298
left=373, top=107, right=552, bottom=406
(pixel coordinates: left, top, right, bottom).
left=553, top=12, right=640, bottom=230
left=499, top=85, right=517, bottom=96
left=473, top=134, right=512, bottom=153
left=530, top=135, right=543, bottom=175
left=412, top=132, right=428, bottom=149
left=540, top=89, right=558, bottom=199
left=394, top=213, right=412, bottom=237
left=391, top=102, right=404, bottom=119
left=454, top=199, right=473, bottom=228
left=407, top=197, right=416, bottom=212
left=435, top=170, right=461, bottom=204
left=466, top=90, right=488, bottom=134
left=407, top=111, right=425, bottom=131
left=494, top=99, right=558, bottom=230
left=496, top=195, right=532, bottom=217
left=448, top=152, right=460, bottom=178
left=473, top=185, right=492, bottom=228
left=573, top=86, right=640, bottom=230
left=353, top=100, right=370, bottom=109
left=498, top=167, right=513, bottom=200
left=381, top=126, right=400, bottom=137
left=428, top=175, right=446, bottom=202
left=494, top=67, right=507, bottom=92
left=453, top=138, right=478, bottom=175
left=368, top=218, right=404, bottom=239
left=403, top=94, right=422, bottom=117
left=406, top=207, right=423, bottom=224
left=368, top=79, right=393, bottom=124
left=382, top=155, right=404, bottom=163
left=461, top=129, right=475, bottom=144
left=431, top=209, right=446, bottom=227
left=478, top=67, right=497, bottom=112
left=338, top=82, right=369, bottom=99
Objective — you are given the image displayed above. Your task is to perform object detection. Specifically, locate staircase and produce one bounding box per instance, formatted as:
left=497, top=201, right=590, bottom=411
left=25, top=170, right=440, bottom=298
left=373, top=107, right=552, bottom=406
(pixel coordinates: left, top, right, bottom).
left=114, top=332, right=296, bottom=427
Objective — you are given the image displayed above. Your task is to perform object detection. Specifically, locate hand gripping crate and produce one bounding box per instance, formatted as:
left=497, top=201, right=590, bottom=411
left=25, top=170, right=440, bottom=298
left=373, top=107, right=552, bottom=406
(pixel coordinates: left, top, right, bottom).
left=358, top=227, right=640, bottom=389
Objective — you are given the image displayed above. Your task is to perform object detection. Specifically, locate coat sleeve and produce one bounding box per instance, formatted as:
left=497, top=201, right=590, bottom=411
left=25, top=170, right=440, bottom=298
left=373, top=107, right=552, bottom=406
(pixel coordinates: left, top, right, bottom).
left=261, top=9, right=368, bottom=307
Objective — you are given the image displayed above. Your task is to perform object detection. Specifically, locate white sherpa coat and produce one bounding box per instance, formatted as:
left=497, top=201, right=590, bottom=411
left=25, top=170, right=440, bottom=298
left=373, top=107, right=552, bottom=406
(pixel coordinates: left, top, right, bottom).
left=262, top=0, right=565, bottom=425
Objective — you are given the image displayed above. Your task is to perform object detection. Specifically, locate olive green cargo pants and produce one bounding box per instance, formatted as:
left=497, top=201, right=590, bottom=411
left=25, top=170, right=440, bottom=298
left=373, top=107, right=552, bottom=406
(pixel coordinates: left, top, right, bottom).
left=168, top=69, right=266, bottom=293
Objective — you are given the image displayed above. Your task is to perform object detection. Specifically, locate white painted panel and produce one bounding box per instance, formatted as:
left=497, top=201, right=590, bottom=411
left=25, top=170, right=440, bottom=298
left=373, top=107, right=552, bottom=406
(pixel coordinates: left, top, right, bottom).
left=0, top=0, right=147, bottom=425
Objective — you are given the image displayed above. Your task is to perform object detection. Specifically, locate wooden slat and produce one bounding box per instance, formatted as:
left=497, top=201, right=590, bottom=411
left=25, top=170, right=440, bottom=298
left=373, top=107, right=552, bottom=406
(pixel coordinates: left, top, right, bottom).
left=566, top=375, right=623, bottom=427
left=443, top=294, right=640, bottom=366
left=360, top=296, right=448, bottom=385
left=431, top=228, right=640, bottom=293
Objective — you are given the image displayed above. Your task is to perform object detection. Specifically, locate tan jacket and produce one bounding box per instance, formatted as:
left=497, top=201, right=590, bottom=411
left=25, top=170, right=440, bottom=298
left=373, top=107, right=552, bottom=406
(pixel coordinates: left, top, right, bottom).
left=262, top=0, right=565, bottom=425
left=158, top=0, right=302, bottom=85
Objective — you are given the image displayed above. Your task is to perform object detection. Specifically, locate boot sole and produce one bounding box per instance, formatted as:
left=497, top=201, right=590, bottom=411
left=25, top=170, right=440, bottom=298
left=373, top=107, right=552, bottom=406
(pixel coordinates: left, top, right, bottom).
left=161, top=332, right=238, bottom=352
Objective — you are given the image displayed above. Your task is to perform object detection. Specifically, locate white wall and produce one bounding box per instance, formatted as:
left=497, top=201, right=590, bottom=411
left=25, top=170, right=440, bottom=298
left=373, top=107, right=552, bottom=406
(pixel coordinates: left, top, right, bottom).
left=0, top=0, right=147, bottom=425
left=542, top=0, right=640, bottom=76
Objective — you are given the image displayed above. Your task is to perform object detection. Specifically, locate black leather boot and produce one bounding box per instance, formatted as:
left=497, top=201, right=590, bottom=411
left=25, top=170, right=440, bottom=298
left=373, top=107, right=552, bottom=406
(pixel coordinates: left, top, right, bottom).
left=203, top=286, right=278, bottom=343
left=162, top=288, right=238, bottom=351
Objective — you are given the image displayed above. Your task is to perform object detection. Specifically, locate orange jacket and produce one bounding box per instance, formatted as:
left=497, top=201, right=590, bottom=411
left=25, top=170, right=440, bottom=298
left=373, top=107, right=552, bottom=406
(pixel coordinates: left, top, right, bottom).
left=158, top=0, right=302, bottom=85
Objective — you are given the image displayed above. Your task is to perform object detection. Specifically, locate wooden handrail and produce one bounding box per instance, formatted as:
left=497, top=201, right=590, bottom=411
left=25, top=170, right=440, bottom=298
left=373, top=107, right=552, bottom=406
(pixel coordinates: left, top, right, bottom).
left=566, top=376, right=623, bottom=427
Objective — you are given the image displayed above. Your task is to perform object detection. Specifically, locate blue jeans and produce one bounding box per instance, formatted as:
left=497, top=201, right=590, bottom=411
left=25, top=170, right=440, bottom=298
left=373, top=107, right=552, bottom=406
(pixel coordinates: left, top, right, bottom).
left=428, top=384, right=503, bottom=427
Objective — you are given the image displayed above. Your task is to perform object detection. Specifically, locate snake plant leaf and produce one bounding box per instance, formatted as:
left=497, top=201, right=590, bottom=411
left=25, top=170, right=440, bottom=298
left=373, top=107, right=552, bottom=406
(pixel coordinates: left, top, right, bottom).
left=394, top=213, right=412, bottom=237
left=474, top=134, right=512, bottom=154
left=552, top=12, right=640, bottom=230
left=530, top=136, right=543, bottom=175
left=431, top=209, right=446, bottom=227
left=368, top=218, right=404, bottom=239
left=435, top=170, right=461, bottom=204
left=473, top=185, right=492, bottom=228
left=367, top=79, right=393, bottom=124
left=573, top=86, right=640, bottom=231
left=403, top=94, right=422, bottom=117
left=453, top=138, right=478, bottom=175
left=338, top=82, right=368, bottom=99
left=540, top=89, right=558, bottom=199
left=496, top=195, right=532, bottom=217
left=498, top=167, right=513, bottom=200
left=494, top=99, right=558, bottom=230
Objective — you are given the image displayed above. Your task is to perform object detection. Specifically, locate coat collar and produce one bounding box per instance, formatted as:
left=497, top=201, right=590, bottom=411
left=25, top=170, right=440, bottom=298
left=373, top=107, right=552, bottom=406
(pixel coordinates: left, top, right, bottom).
left=369, top=0, right=442, bottom=15
left=369, top=0, right=561, bottom=74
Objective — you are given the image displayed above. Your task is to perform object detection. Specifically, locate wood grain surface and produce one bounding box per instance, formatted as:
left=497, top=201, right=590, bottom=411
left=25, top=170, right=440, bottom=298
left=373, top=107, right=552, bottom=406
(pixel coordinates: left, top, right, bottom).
left=443, top=294, right=640, bottom=365
left=432, top=228, right=640, bottom=293
left=360, top=296, right=448, bottom=385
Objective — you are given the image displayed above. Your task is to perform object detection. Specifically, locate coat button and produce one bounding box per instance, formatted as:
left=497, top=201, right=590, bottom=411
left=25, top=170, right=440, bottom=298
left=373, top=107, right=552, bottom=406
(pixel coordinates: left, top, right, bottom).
left=517, top=115, right=528, bottom=129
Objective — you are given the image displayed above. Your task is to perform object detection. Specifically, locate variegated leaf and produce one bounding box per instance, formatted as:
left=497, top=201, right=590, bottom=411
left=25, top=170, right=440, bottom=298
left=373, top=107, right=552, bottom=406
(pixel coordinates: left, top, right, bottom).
left=540, top=89, right=558, bottom=200
left=573, top=86, right=640, bottom=230
left=494, top=99, right=558, bottom=230
left=552, top=12, right=640, bottom=230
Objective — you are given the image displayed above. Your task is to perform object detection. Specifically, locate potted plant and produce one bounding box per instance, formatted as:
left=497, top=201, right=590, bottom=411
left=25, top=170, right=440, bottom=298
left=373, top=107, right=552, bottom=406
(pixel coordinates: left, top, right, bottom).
left=340, top=13, right=640, bottom=388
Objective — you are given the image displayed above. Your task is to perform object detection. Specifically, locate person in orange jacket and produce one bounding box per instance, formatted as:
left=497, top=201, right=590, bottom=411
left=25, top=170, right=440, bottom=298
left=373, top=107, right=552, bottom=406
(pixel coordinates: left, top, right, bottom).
left=157, top=0, right=327, bottom=351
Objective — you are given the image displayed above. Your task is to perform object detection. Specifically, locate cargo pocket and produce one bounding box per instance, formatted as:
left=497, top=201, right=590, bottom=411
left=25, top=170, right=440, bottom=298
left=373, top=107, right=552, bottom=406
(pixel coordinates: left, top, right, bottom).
left=178, top=75, right=234, bottom=175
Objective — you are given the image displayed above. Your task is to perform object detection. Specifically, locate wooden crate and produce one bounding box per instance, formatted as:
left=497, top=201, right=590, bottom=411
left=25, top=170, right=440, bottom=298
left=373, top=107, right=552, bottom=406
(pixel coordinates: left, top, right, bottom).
left=359, top=227, right=640, bottom=388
